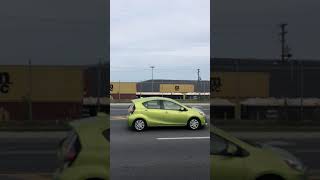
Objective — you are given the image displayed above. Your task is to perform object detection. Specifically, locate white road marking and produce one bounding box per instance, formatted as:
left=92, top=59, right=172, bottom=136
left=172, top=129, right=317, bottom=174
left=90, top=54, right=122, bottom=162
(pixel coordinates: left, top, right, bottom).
left=156, top=137, right=209, bottom=140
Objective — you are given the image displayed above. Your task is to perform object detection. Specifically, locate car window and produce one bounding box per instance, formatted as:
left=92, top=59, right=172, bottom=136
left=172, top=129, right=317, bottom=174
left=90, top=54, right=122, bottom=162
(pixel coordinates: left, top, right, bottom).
left=143, top=100, right=161, bottom=109
left=163, top=100, right=182, bottom=110
left=210, top=133, right=228, bottom=155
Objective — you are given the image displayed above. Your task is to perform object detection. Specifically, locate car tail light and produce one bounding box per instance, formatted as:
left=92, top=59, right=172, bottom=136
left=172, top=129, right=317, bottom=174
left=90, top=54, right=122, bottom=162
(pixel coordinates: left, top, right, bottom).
left=128, top=104, right=135, bottom=114
left=65, top=145, right=77, bottom=162
left=61, top=131, right=81, bottom=167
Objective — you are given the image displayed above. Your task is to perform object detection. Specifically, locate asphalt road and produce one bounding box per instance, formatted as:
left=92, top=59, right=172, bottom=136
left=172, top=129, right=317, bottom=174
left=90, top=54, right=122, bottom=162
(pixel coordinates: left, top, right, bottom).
left=110, top=104, right=210, bottom=180
left=0, top=137, right=60, bottom=180
left=0, top=103, right=319, bottom=180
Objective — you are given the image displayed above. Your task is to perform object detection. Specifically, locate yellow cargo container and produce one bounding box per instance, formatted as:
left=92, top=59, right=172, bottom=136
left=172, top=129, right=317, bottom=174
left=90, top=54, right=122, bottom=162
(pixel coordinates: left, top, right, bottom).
left=160, top=84, right=194, bottom=93
left=0, top=66, right=83, bottom=102
left=110, top=82, right=137, bottom=94
left=211, top=72, right=269, bottom=98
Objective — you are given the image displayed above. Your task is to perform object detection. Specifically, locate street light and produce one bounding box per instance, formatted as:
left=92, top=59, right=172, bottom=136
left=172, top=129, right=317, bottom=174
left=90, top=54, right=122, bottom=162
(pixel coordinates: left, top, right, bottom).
left=150, top=66, right=155, bottom=92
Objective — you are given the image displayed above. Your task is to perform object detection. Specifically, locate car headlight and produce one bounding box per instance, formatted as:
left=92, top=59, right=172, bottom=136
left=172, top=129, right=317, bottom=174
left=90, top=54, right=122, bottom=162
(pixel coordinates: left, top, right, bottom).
left=284, top=159, right=305, bottom=172
left=199, top=111, right=205, bottom=116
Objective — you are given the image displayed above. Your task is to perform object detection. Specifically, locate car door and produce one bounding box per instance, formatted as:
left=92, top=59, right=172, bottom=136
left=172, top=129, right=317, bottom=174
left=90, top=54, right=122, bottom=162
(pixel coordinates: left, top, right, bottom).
left=142, top=100, right=164, bottom=126
left=162, top=100, right=188, bottom=126
left=211, top=133, right=248, bottom=180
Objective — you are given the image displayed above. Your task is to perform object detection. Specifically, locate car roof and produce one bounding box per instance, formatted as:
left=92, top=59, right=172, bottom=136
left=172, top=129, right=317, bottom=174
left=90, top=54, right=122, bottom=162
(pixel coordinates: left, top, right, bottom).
left=132, top=96, right=176, bottom=103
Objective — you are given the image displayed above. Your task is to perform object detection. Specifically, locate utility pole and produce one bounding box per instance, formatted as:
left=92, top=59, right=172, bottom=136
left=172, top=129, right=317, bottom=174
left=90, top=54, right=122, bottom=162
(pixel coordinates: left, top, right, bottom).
left=96, top=58, right=102, bottom=113
left=150, top=66, right=155, bottom=92
left=197, top=69, right=201, bottom=99
left=235, top=60, right=241, bottom=120
left=28, top=59, right=33, bottom=121
left=279, top=23, right=292, bottom=62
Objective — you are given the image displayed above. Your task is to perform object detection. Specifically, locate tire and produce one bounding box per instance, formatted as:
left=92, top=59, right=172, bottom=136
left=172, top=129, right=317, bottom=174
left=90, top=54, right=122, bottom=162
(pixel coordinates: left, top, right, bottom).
left=256, top=175, right=284, bottom=180
left=187, top=118, right=201, bottom=130
left=133, top=119, right=146, bottom=131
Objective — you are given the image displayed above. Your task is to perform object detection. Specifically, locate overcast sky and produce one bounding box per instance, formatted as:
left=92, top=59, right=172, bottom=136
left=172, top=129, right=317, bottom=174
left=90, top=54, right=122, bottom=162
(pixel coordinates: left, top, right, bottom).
left=110, top=0, right=210, bottom=82
left=0, top=0, right=108, bottom=65
left=212, top=0, right=320, bottom=60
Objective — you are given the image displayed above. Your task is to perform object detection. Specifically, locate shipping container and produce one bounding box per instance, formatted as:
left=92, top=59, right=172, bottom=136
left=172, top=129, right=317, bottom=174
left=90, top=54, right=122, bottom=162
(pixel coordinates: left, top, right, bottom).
left=159, top=84, right=194, bottom=93
left=211, top=72, right=269, bottom=98
left=110, top=82, right=137, bottom=94
left=0, top=66, right=83, bottom=102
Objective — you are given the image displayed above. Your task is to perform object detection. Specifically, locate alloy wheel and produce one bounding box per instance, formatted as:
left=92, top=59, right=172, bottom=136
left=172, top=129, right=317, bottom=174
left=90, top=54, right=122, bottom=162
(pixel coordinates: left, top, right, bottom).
left=189, top=119, right=200, bottom=130
left=134, top=119, right=145, bottom=131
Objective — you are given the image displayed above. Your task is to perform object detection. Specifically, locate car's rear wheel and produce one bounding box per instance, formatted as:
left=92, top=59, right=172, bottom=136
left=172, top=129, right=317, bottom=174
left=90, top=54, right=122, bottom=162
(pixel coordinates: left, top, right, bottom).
left=188, top=118, right=200, bottom=130
left=133, top=119, right=146, bottom=131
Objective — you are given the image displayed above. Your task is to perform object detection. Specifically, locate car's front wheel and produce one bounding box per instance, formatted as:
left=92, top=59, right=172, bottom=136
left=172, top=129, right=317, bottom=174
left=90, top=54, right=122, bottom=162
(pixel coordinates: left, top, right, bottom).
left=133, top=119, right=146, bottom=131
left=188, top=118, right=200, bottom=130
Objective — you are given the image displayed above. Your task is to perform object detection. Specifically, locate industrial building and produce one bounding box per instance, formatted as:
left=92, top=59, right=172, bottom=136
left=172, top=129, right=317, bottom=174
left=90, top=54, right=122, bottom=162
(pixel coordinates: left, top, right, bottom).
left=110, top=80, right=210, bottom=100
left=0, top=64, right=109, bottom=121
left=211, top=58, right=320, bottom=121
left=0, top=65, right=84, bottom=121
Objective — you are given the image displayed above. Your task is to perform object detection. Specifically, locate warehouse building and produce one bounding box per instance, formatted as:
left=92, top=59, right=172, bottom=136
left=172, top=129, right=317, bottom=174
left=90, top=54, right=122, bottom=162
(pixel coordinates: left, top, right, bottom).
left=0, top=63, right=110, bottom=121
left=212, top=58, right=320, bottom=98
left=211, top=58, right=320, bottom=121
left=137, top=79, right=209, bottom=92
left=0, top=65, right=84, bottom=121
left=110, top=80, right=210, bottom=100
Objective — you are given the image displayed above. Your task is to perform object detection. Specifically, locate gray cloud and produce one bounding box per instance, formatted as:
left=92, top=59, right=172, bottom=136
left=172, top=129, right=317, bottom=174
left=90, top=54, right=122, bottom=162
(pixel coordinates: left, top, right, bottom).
left=212, top=0, right=320, bottom=59
left=0, top=0, right=109, bottom=65
left=111, top=0, right=210, bottom=81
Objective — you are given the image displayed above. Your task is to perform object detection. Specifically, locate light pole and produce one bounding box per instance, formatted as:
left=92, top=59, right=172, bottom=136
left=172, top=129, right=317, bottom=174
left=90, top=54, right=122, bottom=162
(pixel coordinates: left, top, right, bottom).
left=150, top=66, right=155, bottom=92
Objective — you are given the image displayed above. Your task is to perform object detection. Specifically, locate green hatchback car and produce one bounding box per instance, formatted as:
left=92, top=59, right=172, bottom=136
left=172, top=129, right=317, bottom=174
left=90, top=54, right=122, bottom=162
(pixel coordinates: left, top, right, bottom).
left=128, top=97, right=207, bottom=131
left=211, top=127, right=307, bottom=180
left=53, top=112, right=109, bottom=180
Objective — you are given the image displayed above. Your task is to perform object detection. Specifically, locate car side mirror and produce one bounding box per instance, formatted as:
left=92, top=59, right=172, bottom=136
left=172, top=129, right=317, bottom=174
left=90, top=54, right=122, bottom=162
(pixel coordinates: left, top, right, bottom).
left=179, top=107, right=186, bottom=111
